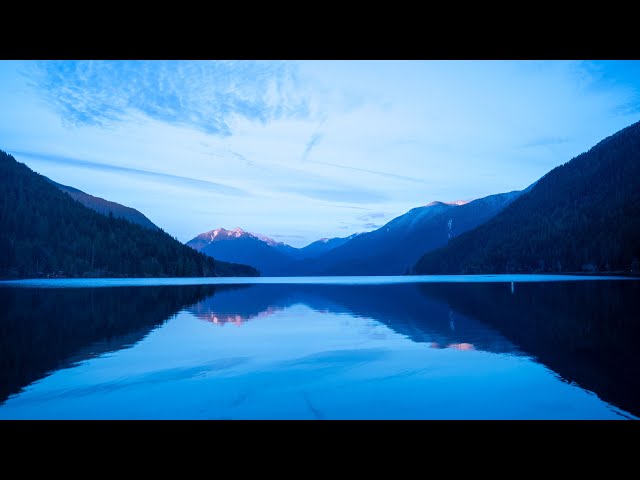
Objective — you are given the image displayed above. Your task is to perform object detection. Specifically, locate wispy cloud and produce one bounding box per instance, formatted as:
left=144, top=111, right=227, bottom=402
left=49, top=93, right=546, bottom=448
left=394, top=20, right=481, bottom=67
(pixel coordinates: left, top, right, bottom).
left=288, top=186, right=387, bottom=204
left=302, top=132, right=323, bottom=161
left=337, top=220, right=381, bottom=231
left=271, top=234, right=306, bottom=239
left=199, top=147, right=255, bottom=167
left=227, top=150, right=253, bottom=166
left=320, top=203, right=372, bottom=211
left=25, top=61, right=311, bottom=136
left=5, top=59, right=638, bottom=247
left=310, top=159, right=432, bottom=184
left=12, top=150, right=247, bottom=196
left=358, top=212, right=386, bottom=221
left=521, top=136, right=572, bottom=148
left=612, top=100, right=640, bottom=116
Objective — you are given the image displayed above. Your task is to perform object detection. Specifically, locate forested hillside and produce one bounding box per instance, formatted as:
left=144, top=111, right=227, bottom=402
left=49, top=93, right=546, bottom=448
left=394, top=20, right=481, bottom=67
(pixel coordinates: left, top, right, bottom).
left=414, top=121, right=640, bottom=274
left=0, top=150, right=258, bottom=278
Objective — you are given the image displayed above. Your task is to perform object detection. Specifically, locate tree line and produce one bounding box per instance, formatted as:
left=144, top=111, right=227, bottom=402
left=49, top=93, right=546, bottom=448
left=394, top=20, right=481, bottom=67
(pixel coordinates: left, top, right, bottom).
left=0, top=150, right=258, bottom=278
left=414, top=120, right=640, bottom=274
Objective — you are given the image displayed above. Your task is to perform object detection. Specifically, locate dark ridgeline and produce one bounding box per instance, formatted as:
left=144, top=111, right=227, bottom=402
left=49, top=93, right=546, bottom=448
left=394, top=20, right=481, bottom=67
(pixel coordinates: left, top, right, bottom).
left=296, top=190, right=522, bottom=275
left=48, top=178, right=160, bottom=231
left=0, top=284, right=238, bottom=404
left=420, top=281, right=640, bottom=418
left=188, top=190, right=521, bottom=276
left=0, top=150, right=259, bottom=278
left=187, top=281, right=640, bottom=417
left=414, top=120, right=640, bottom=274
left=293, top=234, right=359, bottom=260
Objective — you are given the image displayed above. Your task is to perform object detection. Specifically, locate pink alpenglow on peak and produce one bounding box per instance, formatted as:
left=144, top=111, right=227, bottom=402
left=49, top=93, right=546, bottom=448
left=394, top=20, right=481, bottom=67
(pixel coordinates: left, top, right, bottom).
left=251, top=232, right=285, bottom=247
left=189, top=227, right=285, bottom=249
left=425, top=199, right=472, bottom=207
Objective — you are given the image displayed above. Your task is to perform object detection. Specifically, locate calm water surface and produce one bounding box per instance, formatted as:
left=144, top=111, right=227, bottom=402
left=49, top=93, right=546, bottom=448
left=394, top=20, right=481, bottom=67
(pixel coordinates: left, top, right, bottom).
left=1, top=276, right=638, bottom=419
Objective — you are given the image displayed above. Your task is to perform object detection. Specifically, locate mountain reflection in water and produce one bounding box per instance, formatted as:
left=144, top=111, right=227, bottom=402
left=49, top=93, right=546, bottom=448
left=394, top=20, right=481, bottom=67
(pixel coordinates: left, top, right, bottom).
left=188, top=284, right=522, bottom=355
left=1, top=279, right=638, bottom=418
left=187, top=281, right=640, bottom=417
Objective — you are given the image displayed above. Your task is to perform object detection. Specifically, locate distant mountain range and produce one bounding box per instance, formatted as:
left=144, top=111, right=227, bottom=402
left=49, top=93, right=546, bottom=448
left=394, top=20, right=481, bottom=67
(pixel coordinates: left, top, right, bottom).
left=186, top=228, right=296, bottom=276
left=414, top=120, right=640, bottom=274
left=186, top=227, right=359, bottom=275
left=0, top=150, right=258, bottom=279
left=294, top=234, right=360, bottom=260
left=187, top=190, right=521, bottom=276
left=5, top=119, right=639, bottom=279
left=296, top=191, right=523, bottom=275
left=190, top=121, right=640, bottom=277
left=47, top=179, right=160, bottom=230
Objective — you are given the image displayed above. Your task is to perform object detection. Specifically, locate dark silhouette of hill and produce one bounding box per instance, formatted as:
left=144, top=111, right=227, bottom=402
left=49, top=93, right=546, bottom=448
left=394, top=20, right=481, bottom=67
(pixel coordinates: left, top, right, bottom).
left=0, top=150, right=258, bottom=278
left=48, top=178, right=160, bottom=230
left=188, top=191, right=520, bottom=276
left=415, top=121, right=640, bottom=274
left=298, top=191, right=522, bottom=275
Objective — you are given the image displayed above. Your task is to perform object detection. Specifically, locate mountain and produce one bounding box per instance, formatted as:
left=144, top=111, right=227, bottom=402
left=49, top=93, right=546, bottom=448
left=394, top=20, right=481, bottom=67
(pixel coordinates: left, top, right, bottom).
left=294, top=233, right=361, bottom=260
left=292, top=191, right=523, bottom=275
left=414, top=120, right=640, bottom=274
left=189, top=191, right=521, bottom=277
left=187, top=227, right=295, bottom=276
left=48, top=179, right=160, bottom=230
left=0, top=150, right=258, bottom=278
left=186, top=227, right=254, bottom=251
left=187, top=228, right=362, bottom=275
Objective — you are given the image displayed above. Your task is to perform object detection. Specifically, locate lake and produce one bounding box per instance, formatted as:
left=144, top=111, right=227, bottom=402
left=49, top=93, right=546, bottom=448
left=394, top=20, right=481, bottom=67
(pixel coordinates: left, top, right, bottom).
left=1, top=275, right=638, bottom=419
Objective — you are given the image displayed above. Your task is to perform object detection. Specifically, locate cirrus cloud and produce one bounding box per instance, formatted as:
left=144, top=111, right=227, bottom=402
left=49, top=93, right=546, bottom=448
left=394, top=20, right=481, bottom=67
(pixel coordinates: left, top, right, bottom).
left=25, top=60, right=312, bottom=136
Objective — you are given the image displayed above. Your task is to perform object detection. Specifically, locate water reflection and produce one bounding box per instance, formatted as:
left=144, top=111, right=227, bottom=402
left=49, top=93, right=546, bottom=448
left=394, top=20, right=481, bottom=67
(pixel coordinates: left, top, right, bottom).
left=187, top=281, right=640, bottom=416
left=188, top=284, right=521, bottom=354
left=0, top=284, right=232, bottom=403
left=1, top=279, right=639, bottom=418
left=190, top=287, right=285, bottom=326
left=420, top=281, right=640, bottom=418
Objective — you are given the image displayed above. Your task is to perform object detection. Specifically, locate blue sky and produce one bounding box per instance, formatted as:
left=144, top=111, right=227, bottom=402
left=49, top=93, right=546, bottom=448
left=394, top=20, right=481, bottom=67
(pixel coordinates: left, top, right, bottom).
left=0, top=60, right=638, bottom=247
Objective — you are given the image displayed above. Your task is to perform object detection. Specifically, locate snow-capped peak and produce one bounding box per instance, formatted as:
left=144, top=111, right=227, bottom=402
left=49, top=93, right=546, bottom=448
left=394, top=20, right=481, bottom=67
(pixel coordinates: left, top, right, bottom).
left=251, top=232, right=283, bottom=246
left=425, top=199, right=471, bottom=207
left=209, top=228, right=226, bottom=240
left=199, top=226, right=286, bottom=246
left=203, top=227, right=246, bottom=241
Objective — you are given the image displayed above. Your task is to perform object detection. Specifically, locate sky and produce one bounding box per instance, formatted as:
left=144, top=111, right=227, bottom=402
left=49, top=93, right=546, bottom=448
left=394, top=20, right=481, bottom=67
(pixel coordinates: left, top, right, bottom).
left=0, top=60, right=639, bottom=247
